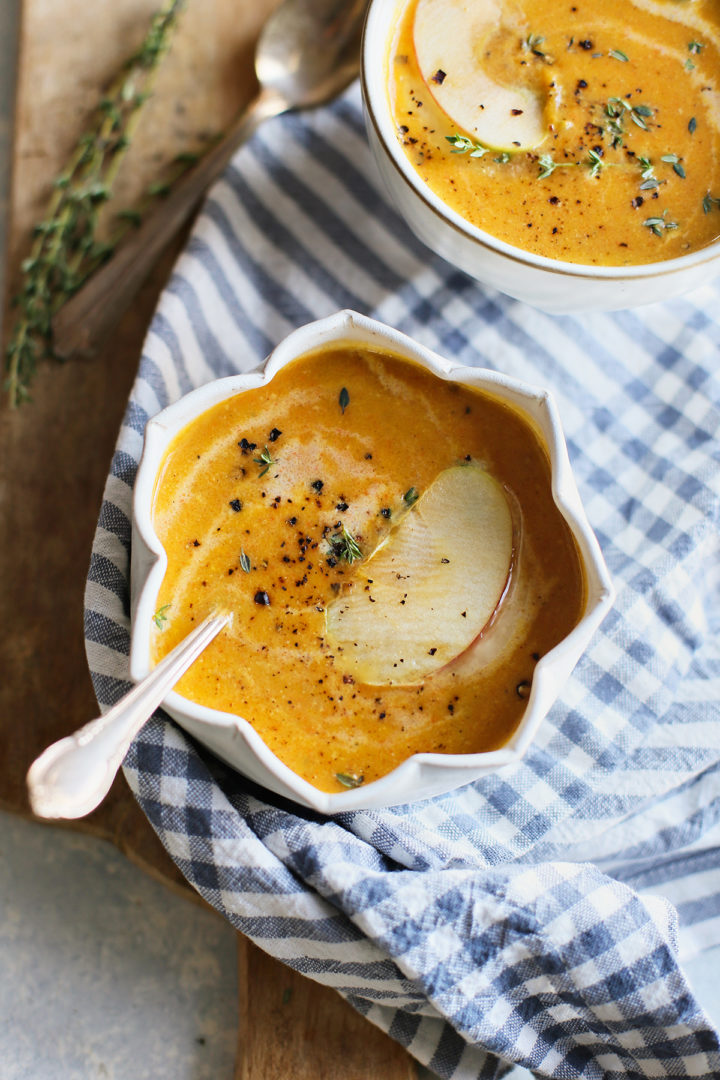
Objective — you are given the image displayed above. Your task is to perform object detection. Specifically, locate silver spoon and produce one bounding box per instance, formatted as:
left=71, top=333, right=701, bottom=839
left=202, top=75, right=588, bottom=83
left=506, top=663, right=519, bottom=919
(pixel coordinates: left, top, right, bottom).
left=52, top=0, right=369, bottom=360
left=27, top=613, right=230, bottom=820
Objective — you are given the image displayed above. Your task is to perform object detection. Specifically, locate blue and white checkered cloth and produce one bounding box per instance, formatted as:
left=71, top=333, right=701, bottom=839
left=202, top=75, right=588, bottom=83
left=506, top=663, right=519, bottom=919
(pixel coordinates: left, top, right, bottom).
left=84, top=83, right=720, bottom=1078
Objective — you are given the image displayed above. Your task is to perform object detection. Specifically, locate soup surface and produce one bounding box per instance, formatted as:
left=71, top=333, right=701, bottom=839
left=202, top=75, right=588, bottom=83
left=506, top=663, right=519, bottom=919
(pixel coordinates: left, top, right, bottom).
left=151, top=346, right=585, bottom=792
left=388, top=0, right=720, bottom=265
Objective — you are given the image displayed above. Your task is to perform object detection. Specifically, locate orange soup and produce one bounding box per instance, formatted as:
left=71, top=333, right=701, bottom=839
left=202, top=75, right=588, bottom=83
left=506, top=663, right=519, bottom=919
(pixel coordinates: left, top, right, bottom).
left=389, top=0, right=720, bottom=265
left=151, top=347, right=585, bottom=792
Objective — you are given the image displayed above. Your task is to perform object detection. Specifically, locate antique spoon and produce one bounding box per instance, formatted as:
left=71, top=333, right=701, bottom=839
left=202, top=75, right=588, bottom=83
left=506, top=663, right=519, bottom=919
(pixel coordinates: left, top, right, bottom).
left=52, top=0, right=368, bottom=360
left=27, top=613, right=230, bottom=820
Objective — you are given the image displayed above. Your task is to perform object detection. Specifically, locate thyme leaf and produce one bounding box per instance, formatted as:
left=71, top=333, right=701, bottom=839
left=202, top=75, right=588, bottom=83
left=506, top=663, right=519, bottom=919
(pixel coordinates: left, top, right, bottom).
left=703, top=193, right=720, bottom=213
left=339, top=387, right=350, bottom=413
left=446, top=134, right=489, bottom=158
left=609, top=49, right=629, bottom=62
left=403, top=486, right=420, bottom=506
left=336, top=772, right=364, bottom=789
left=240, top=550, right=251, bottom=573
left=661, top=153, right=686, bottom=178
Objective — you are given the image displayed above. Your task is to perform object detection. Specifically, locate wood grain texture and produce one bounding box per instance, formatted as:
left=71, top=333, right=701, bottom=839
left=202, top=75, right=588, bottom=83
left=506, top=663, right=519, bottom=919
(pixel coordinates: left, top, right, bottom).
left=2, top=0, right=273, bottom=894
left=2, top=2, right=418, bottom=1076
left=237, top=938, right=418, bottom=1080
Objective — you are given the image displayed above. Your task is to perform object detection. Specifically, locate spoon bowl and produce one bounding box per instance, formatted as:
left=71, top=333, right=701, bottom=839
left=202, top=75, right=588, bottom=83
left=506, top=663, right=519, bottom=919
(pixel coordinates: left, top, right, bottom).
left=27, top=614, right=229, bottom=820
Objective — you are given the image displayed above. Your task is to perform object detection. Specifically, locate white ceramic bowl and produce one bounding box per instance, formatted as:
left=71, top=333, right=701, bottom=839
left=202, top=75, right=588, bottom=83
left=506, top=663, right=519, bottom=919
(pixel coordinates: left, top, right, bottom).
left=361, top=0, right=720, bottom=313
left=130, top=310, right=613, bottom=813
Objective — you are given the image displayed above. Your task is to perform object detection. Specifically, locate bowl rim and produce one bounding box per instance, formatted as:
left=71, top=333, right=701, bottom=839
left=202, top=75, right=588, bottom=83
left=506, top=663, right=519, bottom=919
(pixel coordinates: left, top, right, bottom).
left=361, top=0, right=720, bottom=282
left=130, top=309, right=614, bottom=813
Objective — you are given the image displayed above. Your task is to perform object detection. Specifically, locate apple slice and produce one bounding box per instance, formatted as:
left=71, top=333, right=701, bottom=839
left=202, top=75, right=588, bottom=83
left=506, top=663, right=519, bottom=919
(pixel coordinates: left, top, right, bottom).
left=325, top=464, right=514, bottom=685
left=413, top=0, right=546, bottom=151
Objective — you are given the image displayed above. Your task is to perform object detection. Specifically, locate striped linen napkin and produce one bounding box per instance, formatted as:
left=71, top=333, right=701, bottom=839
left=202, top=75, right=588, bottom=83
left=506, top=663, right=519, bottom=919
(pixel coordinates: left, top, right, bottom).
left=84, top=82, right=720, bottom=1078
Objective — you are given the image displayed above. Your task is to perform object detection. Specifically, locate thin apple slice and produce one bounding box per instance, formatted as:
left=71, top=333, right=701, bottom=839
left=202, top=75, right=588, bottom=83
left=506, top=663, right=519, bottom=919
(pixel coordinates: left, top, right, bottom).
left=413, top=0, right=546, bottom=151
left=325, top=464, right=513, bottom=685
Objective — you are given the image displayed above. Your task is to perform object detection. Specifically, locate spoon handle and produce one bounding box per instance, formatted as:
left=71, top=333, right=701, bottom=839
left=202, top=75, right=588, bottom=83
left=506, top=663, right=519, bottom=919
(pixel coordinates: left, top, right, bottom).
left=27, top=613, right=230, bottom=821
left=51, top=88, right=286, bottom=362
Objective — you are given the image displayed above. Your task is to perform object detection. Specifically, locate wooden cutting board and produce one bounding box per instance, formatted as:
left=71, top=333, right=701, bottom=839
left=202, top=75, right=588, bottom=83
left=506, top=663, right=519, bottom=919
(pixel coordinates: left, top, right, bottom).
left=0, top=2, right=416, bottom=1076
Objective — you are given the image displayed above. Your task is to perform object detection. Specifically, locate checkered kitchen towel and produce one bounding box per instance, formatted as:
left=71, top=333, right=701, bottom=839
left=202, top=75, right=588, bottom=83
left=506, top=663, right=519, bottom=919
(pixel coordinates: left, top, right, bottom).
left=84, top=82, right=720, bottom=1078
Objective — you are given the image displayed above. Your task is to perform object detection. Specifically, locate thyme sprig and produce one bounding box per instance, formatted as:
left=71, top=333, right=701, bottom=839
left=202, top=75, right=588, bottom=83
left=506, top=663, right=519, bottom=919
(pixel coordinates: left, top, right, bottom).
left=152, top=603, right=171, bottom=629
left=604, top=97, right=653, bottom=147
left=536, top=149, right=616, bottom=180
left=537, top=154, right=576, bottom=179
left=253, top=446, right=278, bottom=477
left=523, top=33, right=554, bottom=63
left=637, top=156, right=660, bottom=190
left=702, top=193, right=720, bottom=213
left=446, top=134, right=489, bottom=158
left=4, top=0, right=185, bottom=408
left=328, top=524, right=363, bottom=564
left=643, top=209, right=678, bottom=237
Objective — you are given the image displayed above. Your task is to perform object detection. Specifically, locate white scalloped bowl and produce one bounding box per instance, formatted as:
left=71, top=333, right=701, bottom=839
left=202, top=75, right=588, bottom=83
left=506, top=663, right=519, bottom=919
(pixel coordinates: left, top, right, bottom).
left=361, top=0, right=720, bottom=313
left=130, top=310, right=613, bottom=813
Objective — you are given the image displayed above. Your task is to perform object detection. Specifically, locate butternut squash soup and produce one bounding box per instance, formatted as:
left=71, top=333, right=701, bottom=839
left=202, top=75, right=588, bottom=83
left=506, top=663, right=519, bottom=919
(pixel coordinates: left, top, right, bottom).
left=150, top=346, right=585, bottom=793
left=389, top=0, right=720, bottom=265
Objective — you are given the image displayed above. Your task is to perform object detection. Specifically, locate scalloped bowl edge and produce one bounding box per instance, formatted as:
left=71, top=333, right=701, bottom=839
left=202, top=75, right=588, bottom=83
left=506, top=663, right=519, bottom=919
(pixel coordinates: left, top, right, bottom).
left=130, top=310, right=614, bottom=813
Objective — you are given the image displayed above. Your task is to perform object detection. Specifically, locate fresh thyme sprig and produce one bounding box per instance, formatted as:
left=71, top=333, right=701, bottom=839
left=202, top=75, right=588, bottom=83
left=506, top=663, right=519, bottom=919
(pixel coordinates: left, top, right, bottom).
left=702, top=193, right=720, bottom=213
left=152, top=603, right=171, bottom=629
left=604, top=97, right=653, bottom=147
left=537, top=154, right=576, bottom=179
left=446, top=134, right=489, bottom=158
left=447, top=135, right=514, bottom=164
left=253, top=446, right=278, bottom=477
left=536, top=149, right=616, bottom=180
left=643, top=209, right=678, bottom=237
left=637, top=156, right=659, bottom=190
left=4, top=0, right=185, bottom=408
left=523, top=33, right=554, bottom=63
left=586, top=148, right=616, bottom=178
left=328, top=524, right=363, bottom=564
